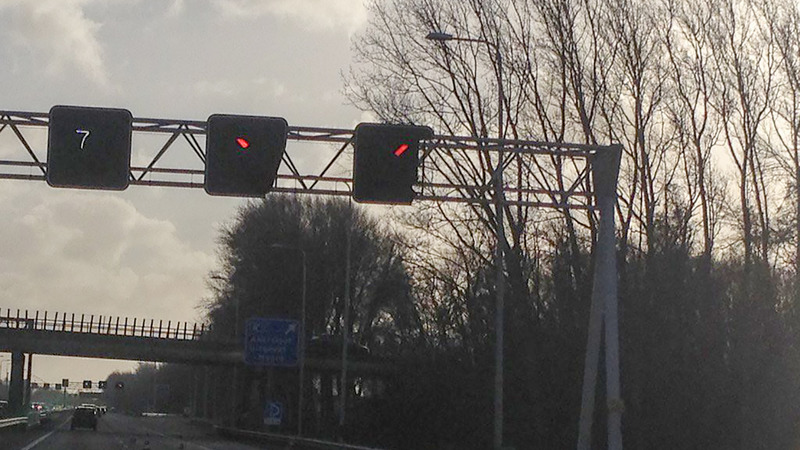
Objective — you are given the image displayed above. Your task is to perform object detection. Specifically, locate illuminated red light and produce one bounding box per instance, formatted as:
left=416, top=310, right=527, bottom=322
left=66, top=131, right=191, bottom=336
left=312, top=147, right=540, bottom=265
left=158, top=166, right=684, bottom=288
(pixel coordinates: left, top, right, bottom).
left=236, top=137, right=250, bottom=149
left=393, top=143, right=409, bottom=156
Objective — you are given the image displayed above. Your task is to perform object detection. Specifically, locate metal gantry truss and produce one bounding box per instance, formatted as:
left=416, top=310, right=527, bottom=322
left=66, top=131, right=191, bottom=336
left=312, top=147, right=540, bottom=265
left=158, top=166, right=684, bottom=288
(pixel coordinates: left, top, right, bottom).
left=0, top=110, right=600, bottom=210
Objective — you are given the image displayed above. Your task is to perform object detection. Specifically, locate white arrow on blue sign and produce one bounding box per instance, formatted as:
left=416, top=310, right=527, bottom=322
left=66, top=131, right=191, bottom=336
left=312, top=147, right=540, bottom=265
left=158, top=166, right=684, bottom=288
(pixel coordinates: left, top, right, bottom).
left=264, top=401, right=283, bottom=426
left=244, top=317, right=299, bottom=366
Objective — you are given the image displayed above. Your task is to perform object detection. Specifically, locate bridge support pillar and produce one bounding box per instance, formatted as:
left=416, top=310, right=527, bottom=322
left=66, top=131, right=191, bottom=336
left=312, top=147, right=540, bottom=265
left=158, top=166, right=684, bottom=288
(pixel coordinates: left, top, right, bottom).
left=8, top=351, right=25, bottom=415
left=23, top=353, right=33, bottom=407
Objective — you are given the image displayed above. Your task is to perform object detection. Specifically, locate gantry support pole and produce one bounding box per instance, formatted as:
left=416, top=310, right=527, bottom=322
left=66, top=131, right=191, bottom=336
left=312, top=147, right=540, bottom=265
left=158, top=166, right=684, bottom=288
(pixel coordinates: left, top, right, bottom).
left=577, top=145, right=622, bottom=450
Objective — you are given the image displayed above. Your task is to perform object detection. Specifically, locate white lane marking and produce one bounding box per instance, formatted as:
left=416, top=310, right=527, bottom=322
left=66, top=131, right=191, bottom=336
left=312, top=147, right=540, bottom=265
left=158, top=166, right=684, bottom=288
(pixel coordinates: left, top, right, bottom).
left=19, top=416, right=70, bottom=450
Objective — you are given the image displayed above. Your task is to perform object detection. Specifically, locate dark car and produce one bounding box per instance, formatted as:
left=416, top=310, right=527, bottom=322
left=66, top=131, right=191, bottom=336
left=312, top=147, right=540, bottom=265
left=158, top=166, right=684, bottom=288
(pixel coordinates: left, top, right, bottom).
left=31, top=402, right=50, bottom=423
left=71, top=406, right=98, bottom=431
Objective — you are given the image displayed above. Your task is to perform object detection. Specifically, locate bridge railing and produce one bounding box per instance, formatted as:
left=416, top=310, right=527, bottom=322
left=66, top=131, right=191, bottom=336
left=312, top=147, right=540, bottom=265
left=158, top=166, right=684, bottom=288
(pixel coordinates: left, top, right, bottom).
left=0, top=308, right=213, bottom=341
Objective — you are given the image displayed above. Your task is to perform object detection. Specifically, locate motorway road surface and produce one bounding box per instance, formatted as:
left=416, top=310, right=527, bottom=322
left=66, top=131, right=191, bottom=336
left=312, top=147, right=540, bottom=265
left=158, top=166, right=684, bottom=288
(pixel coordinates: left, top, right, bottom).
left=3, top=412, right=277, bottom=450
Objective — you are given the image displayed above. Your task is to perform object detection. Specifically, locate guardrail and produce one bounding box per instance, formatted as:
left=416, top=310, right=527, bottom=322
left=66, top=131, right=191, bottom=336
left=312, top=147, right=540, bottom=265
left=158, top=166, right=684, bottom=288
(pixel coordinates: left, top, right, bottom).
left=0, top=308, right=213, bottom=341
left=0, top=416, right=28, bottom=430
left=0, top=408, right=71, bottom=433
left=216, top=426, right=386, bottom=450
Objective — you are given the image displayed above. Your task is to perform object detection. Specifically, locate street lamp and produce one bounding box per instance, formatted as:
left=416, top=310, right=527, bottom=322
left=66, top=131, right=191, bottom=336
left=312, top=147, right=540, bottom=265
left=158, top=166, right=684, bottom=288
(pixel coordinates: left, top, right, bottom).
left=426, top=30, right=507, bottom=450
left=269, top=243, right=308, bottom=436
left=425, top=31, right=453, bottom=41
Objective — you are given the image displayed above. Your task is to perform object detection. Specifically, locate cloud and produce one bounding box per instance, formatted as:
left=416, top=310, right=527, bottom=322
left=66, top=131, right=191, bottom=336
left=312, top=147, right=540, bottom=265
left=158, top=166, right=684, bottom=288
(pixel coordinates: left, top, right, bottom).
left=190, top=79, right=240, bottom=98
left=0, top=0, right=112, bottom=89
left=212, top=0, right=368, bottom=34
left=0, top=186, right=215, bottom=323
left=184, top=77, right=300, bottom=107
left=166, top=0, right=185, bottom=17
left=253, top=77, right=287, bottom=98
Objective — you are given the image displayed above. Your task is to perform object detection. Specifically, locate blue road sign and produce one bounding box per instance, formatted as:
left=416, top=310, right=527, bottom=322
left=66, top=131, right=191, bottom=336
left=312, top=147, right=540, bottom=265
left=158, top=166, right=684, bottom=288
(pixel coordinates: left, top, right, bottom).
left=244, top=318, right=299, bottom=366
left=263, top=401, right=283, bottom=426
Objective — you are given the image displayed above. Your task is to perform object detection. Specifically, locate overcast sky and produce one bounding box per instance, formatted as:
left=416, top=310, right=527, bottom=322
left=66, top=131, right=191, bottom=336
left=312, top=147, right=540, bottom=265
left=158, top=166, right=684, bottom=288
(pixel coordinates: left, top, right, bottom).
left=0, top=0, right=370, bottom=386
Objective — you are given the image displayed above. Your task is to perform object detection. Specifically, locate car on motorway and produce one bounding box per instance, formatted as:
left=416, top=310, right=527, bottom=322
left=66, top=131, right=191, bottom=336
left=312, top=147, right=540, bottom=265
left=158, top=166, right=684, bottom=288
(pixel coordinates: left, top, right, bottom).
left=70, top=406, right=98, bottom=431
left=31, top=402, right=50, bottom=423
left=79, top=403, right=102, bottom=416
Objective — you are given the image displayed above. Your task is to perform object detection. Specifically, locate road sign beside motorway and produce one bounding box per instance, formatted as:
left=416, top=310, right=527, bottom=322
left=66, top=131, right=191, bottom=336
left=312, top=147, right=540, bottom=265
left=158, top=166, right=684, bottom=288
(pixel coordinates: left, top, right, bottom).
left=263, top=401, right=283, bottom=426
left=244, top=317, right=299, bottom=367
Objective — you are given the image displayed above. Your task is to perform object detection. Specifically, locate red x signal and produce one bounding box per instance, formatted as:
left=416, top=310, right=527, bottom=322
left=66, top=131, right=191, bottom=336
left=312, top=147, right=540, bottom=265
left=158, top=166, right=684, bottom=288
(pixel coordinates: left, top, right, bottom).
left=393, top=144, right=409, bottom=156
left=236, top=137, right=250, bottom=149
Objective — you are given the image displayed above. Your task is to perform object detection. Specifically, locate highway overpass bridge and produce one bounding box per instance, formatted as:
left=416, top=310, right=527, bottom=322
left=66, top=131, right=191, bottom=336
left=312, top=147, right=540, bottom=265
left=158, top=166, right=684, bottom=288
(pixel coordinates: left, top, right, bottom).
left=0, top=308, right=393, bottom=416
left=0, top=309, right=237, bottom=364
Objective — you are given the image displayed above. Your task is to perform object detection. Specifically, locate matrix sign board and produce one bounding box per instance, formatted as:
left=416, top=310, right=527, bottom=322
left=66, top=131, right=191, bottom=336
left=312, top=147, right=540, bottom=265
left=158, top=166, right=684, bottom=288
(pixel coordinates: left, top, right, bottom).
left=352, top=123, right=433, bottom=204
left=204, top=114, right=288, bottom=197
left=47, top=105, right=132, bottom=190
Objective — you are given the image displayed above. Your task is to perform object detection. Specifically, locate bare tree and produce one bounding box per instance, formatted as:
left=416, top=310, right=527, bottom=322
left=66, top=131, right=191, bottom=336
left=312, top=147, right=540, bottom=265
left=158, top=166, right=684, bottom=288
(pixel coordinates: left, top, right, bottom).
left=345, top=0, right=599, bottom=332
left=663, top=0, right=725, bottom=262
left=767, top=0, right=800, bottom=285
left=592, top=0, right=677, bottom=260
left=707, top=0, right=778, bottom=277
